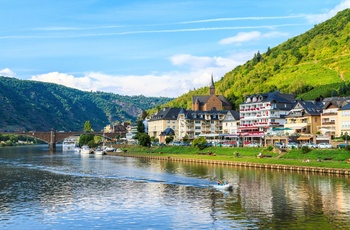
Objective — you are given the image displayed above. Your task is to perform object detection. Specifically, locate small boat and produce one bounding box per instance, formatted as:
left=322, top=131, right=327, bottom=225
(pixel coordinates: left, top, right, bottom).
left=213, top=183, right=233, bottom=191
left=94, top=147, right=105, bottom=155
left=80, top=145, right=93, bottom=154
left=62, top=137, right=79, bottom=152
left=104, top=146, right=116, bottom=152
left=74, top=147, right=81, bottom=153
left=115, top=148, right=123, bottom=153
left=213, top=180, right=233, bottom=191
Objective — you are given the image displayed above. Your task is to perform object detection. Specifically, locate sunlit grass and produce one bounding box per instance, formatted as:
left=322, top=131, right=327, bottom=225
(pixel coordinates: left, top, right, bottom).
left=119, top=145, right=350, bottom=169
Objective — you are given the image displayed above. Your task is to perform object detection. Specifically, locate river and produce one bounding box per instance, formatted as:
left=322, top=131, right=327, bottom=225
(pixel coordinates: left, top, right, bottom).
left=0, top=145, right=350, bottom=229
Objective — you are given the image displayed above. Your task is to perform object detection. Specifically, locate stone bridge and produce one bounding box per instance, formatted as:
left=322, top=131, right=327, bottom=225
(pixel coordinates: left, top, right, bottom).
left=1, top=131, right=122, bottom=151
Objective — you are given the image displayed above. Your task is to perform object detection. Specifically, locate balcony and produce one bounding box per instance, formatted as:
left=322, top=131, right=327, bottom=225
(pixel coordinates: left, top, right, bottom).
left=321, top=121, right=335, bottom=125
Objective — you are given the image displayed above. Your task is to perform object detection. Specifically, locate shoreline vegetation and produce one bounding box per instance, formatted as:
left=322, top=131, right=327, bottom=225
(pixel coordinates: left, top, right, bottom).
left=106, top=145, right=350, bottom=175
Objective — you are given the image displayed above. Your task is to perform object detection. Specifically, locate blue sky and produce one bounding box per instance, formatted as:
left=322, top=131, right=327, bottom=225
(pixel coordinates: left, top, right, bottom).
left=1, top=0, right=350, bottom=97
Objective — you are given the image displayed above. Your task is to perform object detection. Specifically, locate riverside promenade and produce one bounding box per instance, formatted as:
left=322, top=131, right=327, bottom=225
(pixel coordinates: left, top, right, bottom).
left=106, top=152, right=350, bottom=176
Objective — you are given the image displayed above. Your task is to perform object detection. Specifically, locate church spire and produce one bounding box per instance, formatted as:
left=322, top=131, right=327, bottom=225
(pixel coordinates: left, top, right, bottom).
left=209, top=74, right=215, bottom=95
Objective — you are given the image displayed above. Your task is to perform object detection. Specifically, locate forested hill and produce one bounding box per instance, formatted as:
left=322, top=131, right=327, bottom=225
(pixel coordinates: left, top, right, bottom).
left=0, top=76, right=172, bottom=132
left=159, top=8, right=350, bottom=110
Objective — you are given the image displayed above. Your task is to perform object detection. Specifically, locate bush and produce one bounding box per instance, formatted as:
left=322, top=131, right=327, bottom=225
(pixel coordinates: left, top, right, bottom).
left=301, top=146, right=312, bottom=154
left=266, top=145, right=273, bottom=151
left=192, top=136, right=207, bottom=150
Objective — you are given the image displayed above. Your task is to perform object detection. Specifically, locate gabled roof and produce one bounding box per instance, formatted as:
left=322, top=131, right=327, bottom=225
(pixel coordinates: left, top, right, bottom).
left=288, top=100, right=323, bottom=116
left=180, top=109, right=228, bottom=121
left=243, top=91, right=295, bottom=104
left=160, top=127, right=175, bottom=136
left=226, top=110, right=240, bottom=120
left=192, top=95, right=231, bottom=106
left=339, top=102, right=350, bottom=111
left=323, top=98, right=348, bottom=109
left=149, top=108, right=181, bottom=121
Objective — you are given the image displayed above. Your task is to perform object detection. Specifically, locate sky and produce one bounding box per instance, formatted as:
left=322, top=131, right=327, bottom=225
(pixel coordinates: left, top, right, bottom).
left=1, top=0, right=350, bottom=98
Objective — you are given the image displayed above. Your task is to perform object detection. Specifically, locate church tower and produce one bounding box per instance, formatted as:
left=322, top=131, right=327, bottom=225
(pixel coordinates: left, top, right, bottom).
left=209, top=74, right=215, bottom=95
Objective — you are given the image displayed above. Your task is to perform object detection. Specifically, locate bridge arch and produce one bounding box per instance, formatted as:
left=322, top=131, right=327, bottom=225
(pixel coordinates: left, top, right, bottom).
left=0, top=131, right=124, bottom=151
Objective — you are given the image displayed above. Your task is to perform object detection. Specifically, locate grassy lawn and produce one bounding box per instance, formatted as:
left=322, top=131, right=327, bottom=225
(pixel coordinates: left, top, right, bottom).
left=118, top=145, right=350, bottom=170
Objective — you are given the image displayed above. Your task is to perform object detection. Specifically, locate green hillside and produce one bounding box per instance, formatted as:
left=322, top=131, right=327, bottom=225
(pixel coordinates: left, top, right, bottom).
left=159, top=8, right=350, bottom=110
left=0, top=76, right=172, bottom=131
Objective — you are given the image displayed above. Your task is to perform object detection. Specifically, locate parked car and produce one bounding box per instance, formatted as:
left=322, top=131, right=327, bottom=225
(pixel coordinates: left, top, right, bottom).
left=221, top=142, right=233, bottom=147
left=246, top=142, right=260, bottom=147
left=318, top=142, right=333, bottom=149
left=337, top=143, right=350, bottom=148
left=172, top=141, right=183, bottom=146
left=286, top=142, right=299, bottom=149
left=302, top=142, right=318, bottom=148
left=274, top=142, right=285, bottom=148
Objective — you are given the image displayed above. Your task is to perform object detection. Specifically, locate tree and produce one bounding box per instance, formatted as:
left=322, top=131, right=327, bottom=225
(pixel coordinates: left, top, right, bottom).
left=165, top=135, right=174, bottom=144
left=84, top=120, right=93, bottom=132
left=192, top=136, right=208, bottom=150
left=137, top=119, right=145, bottom=133
left=79, top=133, right=94, bottom=146
left=138, top=133, right=151, bottom=147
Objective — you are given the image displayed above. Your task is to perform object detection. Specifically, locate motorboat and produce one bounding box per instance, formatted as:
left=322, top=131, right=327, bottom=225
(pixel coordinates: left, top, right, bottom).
left=104, top=146, right=116, bottom=152
left=74, top=147, right=81, bottom=153
left=213, top=183, right=233, bottom=191
left=80, top=145, right=93, bottom=154
left=94, top=147, right=105, bottom=155
left=62, top=137, right=79, bottom=152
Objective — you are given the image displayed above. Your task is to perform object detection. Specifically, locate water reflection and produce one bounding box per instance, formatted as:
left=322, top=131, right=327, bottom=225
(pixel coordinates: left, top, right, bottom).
left=0, top=146, right=350, bottom=229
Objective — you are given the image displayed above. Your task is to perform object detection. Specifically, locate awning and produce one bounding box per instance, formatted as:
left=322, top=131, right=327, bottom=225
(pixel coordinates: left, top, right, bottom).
left=287, top=125, right=306, bottom=130
left=272, top=127, right=293, bottom=131
left=199, top=134, right=219, bottom=137
left=297, top=136, right=312, bottom=140
left=238, top=127, right=259, bottom=130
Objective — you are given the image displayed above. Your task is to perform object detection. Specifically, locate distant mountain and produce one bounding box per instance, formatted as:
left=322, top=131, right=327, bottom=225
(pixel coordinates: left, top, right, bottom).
left=0, top=76, right=172, bottom=131
left=158, top=8, right=350, bottom=111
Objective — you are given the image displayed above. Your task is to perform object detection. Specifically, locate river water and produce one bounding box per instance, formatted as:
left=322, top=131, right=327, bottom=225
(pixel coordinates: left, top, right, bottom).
left=1, top=145, right=350, bottom=229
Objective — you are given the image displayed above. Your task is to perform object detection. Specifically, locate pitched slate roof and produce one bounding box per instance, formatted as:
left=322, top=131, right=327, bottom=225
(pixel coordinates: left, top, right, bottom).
left=192, top=95, right=232, bottom=107
left=339, top=102, right=350, bottom=111
left=180, top=108, right=228, bottom=120
left=149, top=108, right=181, bottom=121
left=287, top=100, right=323, bottom=116
left=226, top=110, right=240, bottom=120
left=160, top=127, right=175, bottom=136
left=243, top=91, right=295, bottom=104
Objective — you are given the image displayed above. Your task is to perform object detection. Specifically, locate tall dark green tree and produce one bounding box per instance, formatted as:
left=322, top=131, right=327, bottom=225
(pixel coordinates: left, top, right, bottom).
left=137, top=120, right=145, bottom=133
left=84, top=120, right=93, bottom=132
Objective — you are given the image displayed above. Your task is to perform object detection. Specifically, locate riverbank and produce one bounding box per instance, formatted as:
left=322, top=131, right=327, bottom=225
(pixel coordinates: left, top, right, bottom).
left=106, top=145, right=350, bottom=175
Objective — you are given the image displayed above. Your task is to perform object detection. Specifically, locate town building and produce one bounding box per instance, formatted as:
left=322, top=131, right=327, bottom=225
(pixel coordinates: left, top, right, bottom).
left=239, top=91, right=295, bottom=142
left=103, top=123, right=127, bottom=137
left=177, top=108, right=229, bottom=141
left=192, top=75, right=232, bottom=111
left=319, top=98, right=348, bottom=136
left=284, top=100, right=323, bottom=136
left=148, top=108, right=181, bottom=142
left=337, top=102, right=350, bottom=137
left=222, top=110, right=240, bottom=134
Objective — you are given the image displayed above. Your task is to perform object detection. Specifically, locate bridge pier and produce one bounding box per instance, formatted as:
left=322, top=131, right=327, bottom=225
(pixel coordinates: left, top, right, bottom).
left=49, top=129, right=56, bottom=151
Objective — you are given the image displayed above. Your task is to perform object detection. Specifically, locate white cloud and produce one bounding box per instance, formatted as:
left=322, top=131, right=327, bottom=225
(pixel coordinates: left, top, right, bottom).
left=0, top=68, right=16, bottom=77
left=220, top=31, right=262, bottom=45
left=219, top=31, right=289, bottom=45
left=30, top=53, right=248, bottom=98
left=305, top=0, right=350, bottom=24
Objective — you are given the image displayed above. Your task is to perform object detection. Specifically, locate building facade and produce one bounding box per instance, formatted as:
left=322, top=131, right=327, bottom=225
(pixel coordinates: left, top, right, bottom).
left=239, top=91, right=295, bottom=140
left=284, top=100, right=323, bottom=135
left=148, top=108, right=181, bottom=141
left=192, top=75, right=232, bottom=111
